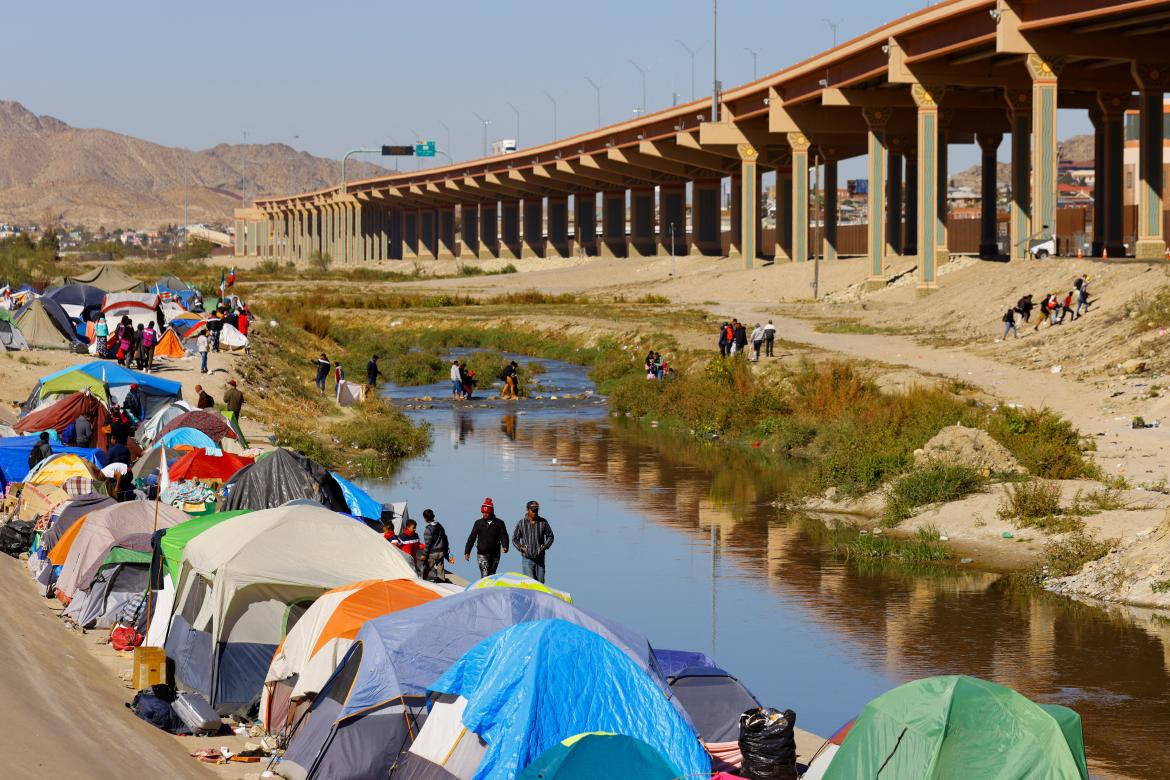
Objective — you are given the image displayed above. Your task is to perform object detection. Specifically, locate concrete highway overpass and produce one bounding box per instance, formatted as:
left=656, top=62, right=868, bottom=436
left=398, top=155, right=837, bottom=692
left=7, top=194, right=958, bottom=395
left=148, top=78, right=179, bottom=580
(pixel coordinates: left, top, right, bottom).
left=236, top=0, right=1170, bottom=287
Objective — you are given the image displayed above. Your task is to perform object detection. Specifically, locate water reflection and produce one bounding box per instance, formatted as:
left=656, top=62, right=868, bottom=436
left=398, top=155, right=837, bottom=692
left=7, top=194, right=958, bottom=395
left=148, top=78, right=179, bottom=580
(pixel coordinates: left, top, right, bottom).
left=370, top=367, right=1170, bottom=779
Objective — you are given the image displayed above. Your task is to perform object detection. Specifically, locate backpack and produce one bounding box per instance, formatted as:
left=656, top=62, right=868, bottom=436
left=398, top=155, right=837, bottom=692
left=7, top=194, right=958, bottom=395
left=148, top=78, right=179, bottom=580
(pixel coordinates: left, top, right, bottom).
left=61, top=422, right=76, bottom=445
left=141, top=329, right=155, bottom=347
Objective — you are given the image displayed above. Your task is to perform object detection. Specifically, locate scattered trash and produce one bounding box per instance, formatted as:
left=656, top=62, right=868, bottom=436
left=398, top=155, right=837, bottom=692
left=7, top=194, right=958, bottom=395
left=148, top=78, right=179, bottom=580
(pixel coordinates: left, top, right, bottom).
left=938, top=535, right=950, bottom=542
left=1002, top=532, right=1014, bottom=539
left=1050, top=365, right=1062, bottom=374
left=959, top=557, right=974, bottom=564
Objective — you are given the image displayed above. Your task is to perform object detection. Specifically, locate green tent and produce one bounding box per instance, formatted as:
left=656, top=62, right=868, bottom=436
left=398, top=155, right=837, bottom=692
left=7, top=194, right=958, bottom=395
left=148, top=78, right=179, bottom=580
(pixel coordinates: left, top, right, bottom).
left=518, top=733, right=680, bottom=780
left=39, top=370, right=109, bottom=403
left=159, top=510, right=249, bottom=585
left=824, top=675, right=1088, bottom=780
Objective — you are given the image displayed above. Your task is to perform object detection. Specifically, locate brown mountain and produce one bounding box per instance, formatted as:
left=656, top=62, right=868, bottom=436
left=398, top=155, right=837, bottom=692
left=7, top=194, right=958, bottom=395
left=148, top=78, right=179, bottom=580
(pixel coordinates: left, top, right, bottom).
left=0, top=100, right=387, bottom=229
left=950, top=132, right=1092, bottom=191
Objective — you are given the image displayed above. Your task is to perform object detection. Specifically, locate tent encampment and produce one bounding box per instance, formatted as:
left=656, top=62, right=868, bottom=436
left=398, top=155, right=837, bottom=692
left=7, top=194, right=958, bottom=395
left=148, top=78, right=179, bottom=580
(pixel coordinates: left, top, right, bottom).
left=401, top=619, right=709, bottom=780
left=221, top=448, right=348, bottom=513
left=14, top=390, right=111, bottom=449
left=136, top=400, right=193, bottom=447
left=165, top=505, right=422, bottom=714
left=27, top=362, right=181, bottom=417
left=13, top=298, right=85, bottom=349
left=61, top=532, right=152, bottom=629
left=261, top=578, right=449, bottom=733
left=63, top=265, right=144, bottom=293
left=0, top=320, right=29, bottom=351
left=24, top=453, right=104, bottom=491
left=519, top=733, right=683, bottom=780
left=157, top=410, right=237, bottom=446
left=822, top=675, right=1089, bottom=780
left=0, top=436, right=103, bottom=489
left=43, top=284, right=105, bottom=321
left=280, top=588, right=670, bottom=780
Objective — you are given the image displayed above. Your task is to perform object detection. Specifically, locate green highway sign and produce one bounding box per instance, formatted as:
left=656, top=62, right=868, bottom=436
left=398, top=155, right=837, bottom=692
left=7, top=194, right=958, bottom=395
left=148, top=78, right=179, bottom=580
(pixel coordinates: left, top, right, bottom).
left=415, top=141, right=436, bottom=157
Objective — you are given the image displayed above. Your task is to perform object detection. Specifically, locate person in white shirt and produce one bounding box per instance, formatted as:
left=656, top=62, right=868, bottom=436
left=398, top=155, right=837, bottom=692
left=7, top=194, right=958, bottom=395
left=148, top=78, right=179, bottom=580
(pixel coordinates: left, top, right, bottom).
left=196, top=332, right=210, bottom=373
left=763, top=320, right=777, bottom=357
left=750, top=323, right=765, bottom=362
left=450, top=359, right=464, bottom=400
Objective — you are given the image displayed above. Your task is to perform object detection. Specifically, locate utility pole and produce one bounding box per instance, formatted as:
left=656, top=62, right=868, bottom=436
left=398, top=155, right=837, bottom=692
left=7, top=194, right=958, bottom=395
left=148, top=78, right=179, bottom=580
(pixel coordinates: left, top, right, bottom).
left=676, top=40, right=698, bottom=101
left=628, top=59, right=647, bottom=115
left=542, top=91, right=558, bottom=140
left=812, top=151, right=822, bottom=299
left=823, top=18, right=840, bottom=47
left=439, top=122, right=452, bottom=163
left=711, top=0, right=719, bottom=122
left=473, top=112, right=489, bottom=157
left=585, top=76, right=601, bottom=127
left=744, top=47, right=759, bottom=80
left=506, top=102, right=520, bottom=147
left=240, top=130, right=248, bottom=199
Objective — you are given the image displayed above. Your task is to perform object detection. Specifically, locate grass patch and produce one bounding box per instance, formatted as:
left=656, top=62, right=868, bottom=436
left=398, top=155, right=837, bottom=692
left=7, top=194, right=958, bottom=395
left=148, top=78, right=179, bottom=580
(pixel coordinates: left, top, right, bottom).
left=814, top=319, right=915, bottom=336
left=997, top=479, right=1082, bottom=532
left=331, top=400, right=432, bottom=465
left=1039, top=531, right=1115, bottom=577
left=1067, top=486, right=1128, bottom=515
left=984, top=407, right=1093, bottom=480
left=882, top=463, right=984, bottom=527
left=388, top=351, right=446, bottom=386
left=1150, top=579, right=1170, bottom=593
left=811, top=520, right=950, bottom=566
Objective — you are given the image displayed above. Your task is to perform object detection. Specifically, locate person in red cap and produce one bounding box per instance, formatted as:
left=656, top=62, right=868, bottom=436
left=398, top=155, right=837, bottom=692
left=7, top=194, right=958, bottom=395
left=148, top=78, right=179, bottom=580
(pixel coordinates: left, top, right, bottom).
left=464, top=497, right=509, bottom=577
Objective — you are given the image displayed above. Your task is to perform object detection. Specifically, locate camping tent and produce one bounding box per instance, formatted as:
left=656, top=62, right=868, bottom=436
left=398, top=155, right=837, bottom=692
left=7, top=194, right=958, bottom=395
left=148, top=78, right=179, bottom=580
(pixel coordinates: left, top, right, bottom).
left=152, top=328, right=188, bottom=359
left=466, top=571, right=572, bottom=603
left=24, top=453, right=104, bottom=491
left=136, top=400, right=193, bottom=446
left=0, top=320, right=29, bottom=351
left=169, top=449, right=253, bottom=482
left=219, top=322, right=249, bottom=350
left=822, top=675, right=1089, bottom=780
left=157, top=427, right=219, bottom=452
left=165, top=505, right=421, bottom=714
left=280, top=588, right=670, bottom=780
left=131, top=444, right=182, bottom=479
left=157, top=410, right=237, bottom=446
left=401, top=619, right=709, bottom=780
left=519, top=733, right=683, bottom=780
left=55, top=501, right=189, bottom=601
left=0, top=437, right=103, bottom=489
left=14, top=390, right=111, bottom=449
left=43, top=284, right=105, bottom=321
left=31, top=492, right=115, bottom=592
left=799, top=720, right=855, bottom=780
left=261, top=578, right=448, bottom=732
left=329, top=472, right=383, bottom=522
left=21, top=373, right=108, bottom=412
left=61, top=532, right=152, bottom=629
left=667, top=666, right=760, bottom=743
left=652, top=649, right=719, bottom=680
left=13, top=298, right=85, bottom=349
left=64, top=265, right=144, bottom=293
left=221, top=449, right=348, bottom=513
left=27, top=362, right=181, bottom=417
left=101, top=292, right=160, bottom=313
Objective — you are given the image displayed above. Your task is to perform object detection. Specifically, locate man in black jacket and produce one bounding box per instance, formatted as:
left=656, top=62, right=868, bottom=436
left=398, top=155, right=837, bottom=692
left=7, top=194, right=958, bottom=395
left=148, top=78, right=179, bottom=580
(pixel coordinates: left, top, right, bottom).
left=420, top=508, right=450, bottom=582
left=28, top=432, right=52, bottom=469
left=464, top=497, right=509, bottom=578
left=512, top=500, right=554, bottom=583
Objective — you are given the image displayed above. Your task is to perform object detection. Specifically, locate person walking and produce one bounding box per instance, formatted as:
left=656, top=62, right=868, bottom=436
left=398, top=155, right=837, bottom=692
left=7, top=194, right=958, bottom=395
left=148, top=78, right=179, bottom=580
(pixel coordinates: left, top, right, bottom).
left=733, top=320, right=748, bottom=356
left=1059, top=290, right=1076, bottom=323
left=1001, top=307, right=1019, bottom=340
left=28, top=432, right=52, bottom=469
left=313, top=353, right=330, bottom=393
left=141, top=323, right=157, bottom=372
left=223, top=379, right=248, bottom=447
left=511, top=500, right=554, bottom=584
left=197, top=331, right=210, bottom=373
left=367, top=354, right=383, bottom=389
left=1033, top=294, right=1052, bottom=332
left=333, top=361, right=345, bottom=398
left=464, top=497, right=509, bottom=577
left=750, top=323, right=765, bottom=362
left=420, top=508, right=450, bottom=581
left=1015, top=294, right=1034, bottom=323
left=386, top=518, right=423, bottom=572
left=195, top=384, right=215, bottom=409
left=1074, top=277, right=1091, bottom=317
left=207, top=314, right=223, bottom=353
left=764, top=320, right=776, bottom=357
left=450, top=359, right=464, bottom=400
left=500, top=361, right=519, bottom=400
left=718, top=322, right=730, bottom=357
left=94, top=316, right=109, bottom=359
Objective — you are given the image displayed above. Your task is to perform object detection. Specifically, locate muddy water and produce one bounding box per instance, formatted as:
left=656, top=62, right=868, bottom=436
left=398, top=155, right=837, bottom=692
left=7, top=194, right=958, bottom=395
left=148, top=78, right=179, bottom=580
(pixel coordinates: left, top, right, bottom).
left=368, top=355, right=1170, bottom=779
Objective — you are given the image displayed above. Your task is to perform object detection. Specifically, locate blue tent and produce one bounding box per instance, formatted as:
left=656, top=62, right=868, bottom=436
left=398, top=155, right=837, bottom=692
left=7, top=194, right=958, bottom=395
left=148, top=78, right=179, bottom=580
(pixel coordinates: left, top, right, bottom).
left=28, top=361, right=181, bottom=417
left=329, top=472, right=383, bottom=521
left=0, top=436, right=103, bottom=488
left=281, top=588, right=674, bottom=780
left=652, top=648, right=719, bottom=679
left=157, top=427, right=220, bottom=452
left=425, top=619, right=709, bottom=780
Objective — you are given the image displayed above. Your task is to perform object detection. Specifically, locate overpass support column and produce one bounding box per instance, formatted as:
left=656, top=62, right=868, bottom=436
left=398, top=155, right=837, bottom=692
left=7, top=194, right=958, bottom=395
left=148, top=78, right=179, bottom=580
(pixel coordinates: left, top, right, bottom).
left=438, top=205, right=456, bottom=259
left=336, top=204, right=347, bottom=263
left=864, top=108, right=890, bottom=280
left=547, top=195, right=569, bottom=257
left=1132, top=64, right=1170, bottom=260
left=480, top=202, right=499, bottom=259
left=323, top=205, right=334, bottom=261
left=501, top=199, right=521, bottom=259
left=311, top=207, right=322, bottom=261
left=1098, top=95, right=1127, bottom=258
left=912, top=84, right=942, bottom=288
left=1026, top=55, right=1061, bottom=251
left=522, top=198, right=544, bottom=258
left=886, top=143, right=903, bottom=260
left=773, top=166, right=792, bottom=262
left=461, top=204, right=479, bottom=258
left=659, top=184, right=685, bottom=257
left=1089, top=109, right=1105, bottom=256
left=388, top=207, right=403, bottom=260
left=601, top=190, right=626, bottom=258
left=293, top=210, right=303, bottom=263
left=574, top=194, right=597, bottom=256
left=403, top=209, right=418, bottom=258
left=376, top=205, right=388, bottom=261
left=904, top=150, right=917, bottom=257
left=629, top=188, right=655, bottom=258
left=823, top=155, right=838, bottom=262
left=1005, top=89, right=1031, bottom=262
left=691, top=179, right=720, bottom=256
left=937, top=115, right=951, bottom=266
left=788, top=134, right=810, bottom=263
left=977, top=133, right=1003, bottom=258
left=419, top=209, right=437, bottom=259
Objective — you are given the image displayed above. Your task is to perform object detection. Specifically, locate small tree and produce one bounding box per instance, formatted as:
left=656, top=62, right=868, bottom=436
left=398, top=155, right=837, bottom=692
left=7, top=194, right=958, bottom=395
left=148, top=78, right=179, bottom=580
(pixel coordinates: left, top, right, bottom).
left=309, top=250, right=332, bottom=272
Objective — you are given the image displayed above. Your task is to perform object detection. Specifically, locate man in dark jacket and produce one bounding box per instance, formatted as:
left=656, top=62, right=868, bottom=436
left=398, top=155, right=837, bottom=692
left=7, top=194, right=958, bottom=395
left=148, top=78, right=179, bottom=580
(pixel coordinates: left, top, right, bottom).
left=420, top=508, right=450, bottom=581
left=733, top=321, right=748, bottom=354
left=367, top=354, right=383, bottom=388
left=195, top=384, right=215, bottom=410
left=28, top=432, right=52, bottom=469
left=511, top=500, right=554, bottom=583
left=464, top=497, right=509, bottom=577
left=74, top=413, right=94, bottom=448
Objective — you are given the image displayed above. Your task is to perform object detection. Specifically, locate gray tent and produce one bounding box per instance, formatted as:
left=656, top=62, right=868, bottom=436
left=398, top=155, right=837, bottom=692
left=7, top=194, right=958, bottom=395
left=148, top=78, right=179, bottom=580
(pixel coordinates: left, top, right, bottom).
left=0, top=320, right=28, bottom=351
left=12, top=298, right=84, bottom=350
left=280, top=588, right=672, bottom=780
left=221, top=449, right=348, bottom=513
left=61, top=533, right=152, bottom=629
left=668, top=666, right=760, bottom=743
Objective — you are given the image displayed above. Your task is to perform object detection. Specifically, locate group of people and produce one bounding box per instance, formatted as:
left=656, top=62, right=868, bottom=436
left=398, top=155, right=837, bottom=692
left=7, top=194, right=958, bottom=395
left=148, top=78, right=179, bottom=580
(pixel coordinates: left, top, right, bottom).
left=1001, top=277, right=1092, bottom=339
left=450, top=359, right=479, bottom=401
left=384, top=497, right=555, bottom=584
left=644, top=351, right=673, bottom=380
left=96, top=316, right=160, bottom=372
left=718, top=319, right=776, bottom=361
left=196, top=300, right=252, bottom=374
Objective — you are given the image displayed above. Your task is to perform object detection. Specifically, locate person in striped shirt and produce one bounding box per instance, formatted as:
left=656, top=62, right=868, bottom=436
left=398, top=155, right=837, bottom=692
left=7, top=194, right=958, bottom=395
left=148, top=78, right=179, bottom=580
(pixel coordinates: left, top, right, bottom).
left=511, top=500, right=555, bottom=584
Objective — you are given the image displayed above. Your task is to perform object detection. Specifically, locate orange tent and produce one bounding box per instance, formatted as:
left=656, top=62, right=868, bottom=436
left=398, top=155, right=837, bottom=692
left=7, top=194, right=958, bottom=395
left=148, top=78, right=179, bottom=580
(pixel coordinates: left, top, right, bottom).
left=48, top=513, right=90, bottom=566
left=153, top=328, right=187, bottom=359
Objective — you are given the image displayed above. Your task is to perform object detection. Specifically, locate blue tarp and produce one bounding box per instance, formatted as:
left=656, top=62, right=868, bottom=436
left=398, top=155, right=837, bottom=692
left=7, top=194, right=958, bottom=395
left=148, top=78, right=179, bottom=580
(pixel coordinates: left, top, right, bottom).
left=329, top=472, right=382, bottom=520
left=430, top=619, right=709, bottom=780
left=37, top=361, right=181, bottom=399
left=157, top=427, right=220, bottom=452
left=0, top=436, right=102, bottom=488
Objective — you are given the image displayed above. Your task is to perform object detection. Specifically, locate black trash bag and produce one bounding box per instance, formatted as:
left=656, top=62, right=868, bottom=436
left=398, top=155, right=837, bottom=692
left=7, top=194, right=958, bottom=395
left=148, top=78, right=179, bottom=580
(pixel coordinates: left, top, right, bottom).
left=0, top=520, right=35, bottom=558
left=738, top=706, right=797, bottom=780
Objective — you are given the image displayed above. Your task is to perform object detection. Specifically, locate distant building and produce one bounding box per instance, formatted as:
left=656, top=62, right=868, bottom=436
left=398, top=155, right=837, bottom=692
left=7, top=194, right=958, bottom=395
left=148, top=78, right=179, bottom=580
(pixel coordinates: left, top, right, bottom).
left=1122, top=97, right=1170, bottom=207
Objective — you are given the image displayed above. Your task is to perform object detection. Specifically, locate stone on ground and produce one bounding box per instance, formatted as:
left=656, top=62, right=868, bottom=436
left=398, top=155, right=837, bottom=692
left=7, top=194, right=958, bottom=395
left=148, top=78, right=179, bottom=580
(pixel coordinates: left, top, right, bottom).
left=913, top=424, right=1025, bottom=477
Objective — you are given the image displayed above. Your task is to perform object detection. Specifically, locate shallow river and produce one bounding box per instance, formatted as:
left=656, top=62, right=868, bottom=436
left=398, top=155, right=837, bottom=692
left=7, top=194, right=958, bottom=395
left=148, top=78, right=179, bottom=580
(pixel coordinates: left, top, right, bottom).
left=363, top=354, right=1170, bottom=779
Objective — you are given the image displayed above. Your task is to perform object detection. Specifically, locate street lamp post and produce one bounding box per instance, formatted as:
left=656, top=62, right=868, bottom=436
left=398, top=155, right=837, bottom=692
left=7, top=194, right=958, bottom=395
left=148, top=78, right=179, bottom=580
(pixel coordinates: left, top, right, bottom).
left=506, top=101, right=520, bottom=147
left=744, top=47, right=759, bottom=80
left=676, top=40, right=698, bottom=101
left=585, top=76, right=601, bottom=127
left=542, top=91, right=558, bottom=140
left=439, top=122, right=452, bottom=163
left=473, top=112, right=490, bottom=157
left=628, top=59, right=647, bottom=115
left=711, top=0, right=719, bottom=122
left=823, top=18, right=840, bottom=47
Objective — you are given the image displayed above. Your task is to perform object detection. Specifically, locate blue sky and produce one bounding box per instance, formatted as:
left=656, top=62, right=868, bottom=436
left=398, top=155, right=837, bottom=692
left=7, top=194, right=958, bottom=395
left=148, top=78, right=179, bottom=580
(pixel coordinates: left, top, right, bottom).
left=4, top=0, right=1089, bottom=175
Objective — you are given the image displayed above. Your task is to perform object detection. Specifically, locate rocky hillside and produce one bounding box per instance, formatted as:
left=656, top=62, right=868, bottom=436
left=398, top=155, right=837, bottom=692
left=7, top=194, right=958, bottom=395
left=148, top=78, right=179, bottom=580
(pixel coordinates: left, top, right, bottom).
left=949, top=132, right=1092, bottom=191
left=0, top=100, right=387, bottom=228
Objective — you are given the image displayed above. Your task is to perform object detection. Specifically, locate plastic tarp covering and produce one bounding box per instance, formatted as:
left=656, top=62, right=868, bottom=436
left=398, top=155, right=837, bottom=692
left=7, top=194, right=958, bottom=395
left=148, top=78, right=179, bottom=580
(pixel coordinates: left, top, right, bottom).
left=157, top=410, right=237, bottom=445
left=0, top=437, right=103, bottom=489
left=221, top=449, right=348, bottom=513
left=14, top=391, right=111, bottom=449
left=0, top=320, right=29, bottom=351
left=330, top=473, right=382, bottom=520
left=427, top=619, right=708, bottom=780
left=34, top=362, right=181, bottom=416
left=823, top=675, right=1089, bottom=780
left=64, top=265, right=144, bottom=293
left=13, top=298, right=83, bottom=348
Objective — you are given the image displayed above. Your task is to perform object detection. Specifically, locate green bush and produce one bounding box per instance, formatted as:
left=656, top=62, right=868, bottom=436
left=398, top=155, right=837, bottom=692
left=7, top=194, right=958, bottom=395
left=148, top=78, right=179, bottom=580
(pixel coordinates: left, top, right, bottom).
left=309, top=250, right=332, bottom=272
left=333, top=401, right=432, bottom=461
left=388, top=350, right=446, bottom=386
left=997, top=479, right=1080, bottom=532
left=883, top=463, right=984, bottom=526
left=985, top=407, right=1092, bottom=479
left=1039, top=531, right=1114, bottom=577
left=171, top=238, right=214, bottom=262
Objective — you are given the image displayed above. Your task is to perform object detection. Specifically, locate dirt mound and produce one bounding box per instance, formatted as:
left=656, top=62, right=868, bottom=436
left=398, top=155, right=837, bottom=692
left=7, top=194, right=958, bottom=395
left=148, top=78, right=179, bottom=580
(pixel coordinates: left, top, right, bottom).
left=914, top=424, right=1024, bottom=476
left=1047, top=514, right=1170, bottom=607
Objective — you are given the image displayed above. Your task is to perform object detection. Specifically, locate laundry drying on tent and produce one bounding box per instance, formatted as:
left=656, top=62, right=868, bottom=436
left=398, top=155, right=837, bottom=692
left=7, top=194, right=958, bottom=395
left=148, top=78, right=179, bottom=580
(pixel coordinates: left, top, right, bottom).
left=220, top=448, right=348, bottom=513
